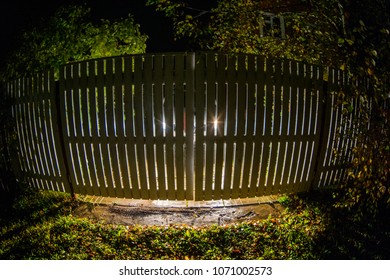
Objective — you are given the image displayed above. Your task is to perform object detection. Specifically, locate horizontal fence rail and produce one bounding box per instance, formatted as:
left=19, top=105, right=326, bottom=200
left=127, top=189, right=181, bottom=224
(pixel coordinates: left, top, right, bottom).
left=1, top=52, right=355, bottom=201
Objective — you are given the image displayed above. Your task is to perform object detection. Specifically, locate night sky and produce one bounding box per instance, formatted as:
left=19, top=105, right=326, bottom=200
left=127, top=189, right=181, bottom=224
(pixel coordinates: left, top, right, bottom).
left=0, top=0, right=217, bottom=65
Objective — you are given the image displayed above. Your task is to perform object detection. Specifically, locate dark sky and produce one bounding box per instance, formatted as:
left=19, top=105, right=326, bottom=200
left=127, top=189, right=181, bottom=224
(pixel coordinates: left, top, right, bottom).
left=0, top=0, right=217, bottom=65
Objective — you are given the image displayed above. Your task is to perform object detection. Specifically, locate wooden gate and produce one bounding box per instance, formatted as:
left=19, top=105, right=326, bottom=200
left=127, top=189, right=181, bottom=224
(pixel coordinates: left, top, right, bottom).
left=1, top=52, right=355, bottom=201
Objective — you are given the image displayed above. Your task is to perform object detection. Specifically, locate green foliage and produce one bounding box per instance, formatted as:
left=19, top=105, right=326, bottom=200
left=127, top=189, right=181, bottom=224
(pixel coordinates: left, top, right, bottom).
left=1, top=4, right=147, bottom=80
left=147, top=0, right=345, bottom=65
left=1, top=189, right=389, bottom=259
left=330, top=0, right=390, bottom=217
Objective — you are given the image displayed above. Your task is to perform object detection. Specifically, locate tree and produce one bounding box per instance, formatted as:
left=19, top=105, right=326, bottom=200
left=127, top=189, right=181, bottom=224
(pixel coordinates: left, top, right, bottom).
left=146, top=0, right=346, bottom=66
left=1, top=4, right=148, bottom=80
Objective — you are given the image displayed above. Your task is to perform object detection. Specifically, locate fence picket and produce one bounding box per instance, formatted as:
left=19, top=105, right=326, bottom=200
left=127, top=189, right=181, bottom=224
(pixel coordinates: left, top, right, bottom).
left=164, top=55, right=176, bottom=200
left=221, top=55, right=237, bottom=199
left=112, top=58, right=130, bottom=198
left=240, top=55, right=256, bottom=198
left=124, top=56, right=141, bottom=198
left=270, top=60, right=283, bottom=194
left=26, top=78, right=38, bottom=177
left=36, top=74, right=50, bottom=186
left=46, top=70, right=67, bottom=191
left=33, top=74, right=48, bottom=189
left=174, top=54, right=186, bottom=200
left=143, top=55, right=158, bottom=199
left=249, top=56, right=265, bottom=197
left=85, top=61, right=103, bottom=196
left=185, top=54, right=195, bottom=200
left=231, top=54, right=247, bottom=199
left=286, top=61, right=300, bottom=193
left=102, top=59, right=119, bottom=197
left=95, top=60, right=109, bottom=197
left=153, top=55, right=167, bottom=199
left=204, top=53, right=217, bottom=200
left=78, top=61, right=94, bottom=196
left=213, top=54, right=227, bottom=199
left=258, top=58, right=273, bottom=196
left=277, top=61, right=291, bottom=191
left=64, top=66, right=82, bottom=194
left=133, top=56, right=149, bottom=199
left=195, top=54, right=206, bottom=200
left=70, top=64, right=89, bottom=195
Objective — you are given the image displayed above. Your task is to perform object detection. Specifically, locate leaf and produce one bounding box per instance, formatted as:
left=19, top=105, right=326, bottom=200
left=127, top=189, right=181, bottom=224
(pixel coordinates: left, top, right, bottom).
left=367, top=68, right=374, bottom=76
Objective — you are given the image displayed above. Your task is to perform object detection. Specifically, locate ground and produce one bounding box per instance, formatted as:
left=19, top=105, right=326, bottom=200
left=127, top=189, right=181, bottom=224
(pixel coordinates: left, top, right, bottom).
left=72, top=195, right=285, bottom=226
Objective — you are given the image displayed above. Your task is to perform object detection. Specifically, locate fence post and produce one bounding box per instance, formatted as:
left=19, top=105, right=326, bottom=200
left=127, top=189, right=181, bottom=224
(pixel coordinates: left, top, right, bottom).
left=53, top=75, right=75, bottom=199
left=310, top=78, right=331, bottom=190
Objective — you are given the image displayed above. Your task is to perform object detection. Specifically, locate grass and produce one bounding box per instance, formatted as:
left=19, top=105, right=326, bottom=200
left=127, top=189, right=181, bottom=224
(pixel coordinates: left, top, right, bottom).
left=0, top=186, right=389, bottom=260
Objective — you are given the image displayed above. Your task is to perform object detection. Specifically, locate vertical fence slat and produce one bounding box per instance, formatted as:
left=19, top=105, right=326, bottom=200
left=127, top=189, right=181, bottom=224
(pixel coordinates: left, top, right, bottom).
left=277, top=60, right=291, bottom=191
left=222, top=55, right=237, bottom=199
left=115, top=57, right=131, bottom=198
left=72, top=63, right=88, bottom=195
left=79, top=61, right=94, bottom=196
left=287, top=61, right=301, bottom=193
left=174, top=54, right=186, bottom=200
left=124, top=56, right=141, bottom=198
left=231, top=54, right=247, bottom=199
left=144, top=55, right=158, bottom=199
left=24, top=77, right=35, bottom=178
left=72, top=64, right=86, bottom=194
left=33, top=74, right=46, bottom=189
left=64, top=65, right=82, bottom=194
left=43, top=72, right=58, bottom=189
left=86, top=61, right=104, bottom=196
left=249, top=56, right=265, bottom=197
left=45, top=72, right=60, bottom=192
left=20, top=78, right=38, bottom=187
left=259, top=58, right=273, bottom=196
left=35, top=73, right=51, bottom=189
left=293, top=62, right=306, bottom=192
left=96, top=60, right=110, bottom=197
left=59, top=67, right=76, bottom=194
left=134, top=56, right=149, bottom=199
left=300, top=64, right=316, bottom=192
left=280, top=60, right=293, bottom=191
left=269, top=59, right=283, bottom=194
left=164, top=55, right=176, bottom=200
left=204, top=53, right=216, bottom=200
left=103, top=59, right=119, bottom=197
left=153, top=55, right=167, bottom=199
left=27, top=77, right=40, bottom=179
left=213, top=53, right=226, bottom=199
left=195, top=54, right=206, bottom=200
left=295, top=62, right=309, bottom=192
left=240, top=55, right=256, bottom=198
left=113, top=58, right=127, bottom=198
left=185, top=54, right=195, bottom=200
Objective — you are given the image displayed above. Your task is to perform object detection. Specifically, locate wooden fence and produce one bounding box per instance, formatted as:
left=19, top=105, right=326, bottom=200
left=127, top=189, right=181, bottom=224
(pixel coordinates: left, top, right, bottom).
left=0, top=52, right=355, bottom=201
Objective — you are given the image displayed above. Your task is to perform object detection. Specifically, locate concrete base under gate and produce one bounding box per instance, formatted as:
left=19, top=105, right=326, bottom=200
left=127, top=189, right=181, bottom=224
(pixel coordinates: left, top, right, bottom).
left=72, top=195, right=285, bottom=227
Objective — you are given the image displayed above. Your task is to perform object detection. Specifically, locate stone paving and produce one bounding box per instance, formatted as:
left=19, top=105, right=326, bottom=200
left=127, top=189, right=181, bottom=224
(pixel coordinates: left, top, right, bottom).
left=73, top=195, right=285, bottom=227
